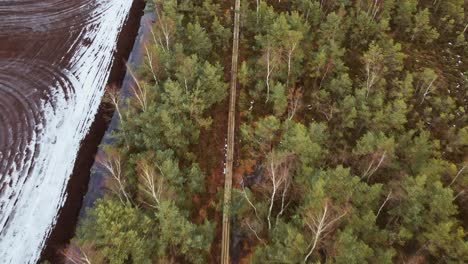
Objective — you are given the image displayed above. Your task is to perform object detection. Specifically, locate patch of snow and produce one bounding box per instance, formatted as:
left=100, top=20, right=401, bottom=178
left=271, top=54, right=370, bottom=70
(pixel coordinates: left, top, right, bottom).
left=0, top=1, right=133, bottom=263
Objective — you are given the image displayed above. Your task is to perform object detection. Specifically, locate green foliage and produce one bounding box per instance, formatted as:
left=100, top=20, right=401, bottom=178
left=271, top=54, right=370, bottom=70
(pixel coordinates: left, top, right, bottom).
left=394, top=0, right=417, bottom=30
left=454, top=126, right=468, bottom=147
left=282, top=121, right=325, bottom=167
left=409, top=9, right=440, bottom=43
left=292, top=0, right=322, bottom=27
left=270, top=82, right=287, bottom=115
left=77, top=199, right=155, bottom=264
left=75, top=0, right=231, bottom=262
left=252, top=221, right=307, bottom=263
left=157, top=201, right=214, bottom=263
left=185, top=22, right=212, bottom=57
left=235, top=0, right=467, bottom=262
left=241, top=115, right=281, bottom=156
left=354, top=131, right=395, bottom=156
left=211, top=17, right=231, bottom=53
left=319, top=11, right=347, bottom=45
left=333, top=228, right=374, bottom=263
left=433, top=0, right=464, bottom=35
left=76, top=0, right=468, bottom=262
left=401, top=130, right=440, bottom=174
left=388, top=175, right=467, bottom=261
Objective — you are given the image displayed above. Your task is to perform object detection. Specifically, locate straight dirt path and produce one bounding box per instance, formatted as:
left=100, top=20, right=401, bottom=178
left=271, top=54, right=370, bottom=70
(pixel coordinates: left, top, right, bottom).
left=221, top=0, right=241, bottom=263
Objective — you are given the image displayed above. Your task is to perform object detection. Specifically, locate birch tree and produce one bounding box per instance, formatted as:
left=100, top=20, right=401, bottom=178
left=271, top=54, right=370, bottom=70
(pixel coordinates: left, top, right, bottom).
left=152, top=0, right=177, bottom=53
left=265, top=151, right=295, bottom=230
left=104, top=85, right=123, bottom=121
left=127, top=64, right=149, bottom=112
left=97, top=148, right=132, bottom=205
left=261, top=42, right=280, bottom=103
left=303, top=201, right=347, bottom=262
left=61, top=243, right=96, bottom=264
left=362, top=42, right=385, bottom=98
left=136, top=159, right=166, bottom=209
left=417, top=68, right=438, bottom=104
left=353, top=131, right=395, bottom=182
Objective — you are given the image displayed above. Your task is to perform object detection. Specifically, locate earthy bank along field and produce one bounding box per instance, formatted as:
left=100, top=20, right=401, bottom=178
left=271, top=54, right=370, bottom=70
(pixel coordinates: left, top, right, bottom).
left=67, top=0, right=467, bottom=264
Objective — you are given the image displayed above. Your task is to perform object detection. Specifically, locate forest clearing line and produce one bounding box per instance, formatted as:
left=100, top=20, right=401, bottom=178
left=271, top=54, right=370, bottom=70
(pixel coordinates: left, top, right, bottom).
left=221, top=0, right=241, bottom=263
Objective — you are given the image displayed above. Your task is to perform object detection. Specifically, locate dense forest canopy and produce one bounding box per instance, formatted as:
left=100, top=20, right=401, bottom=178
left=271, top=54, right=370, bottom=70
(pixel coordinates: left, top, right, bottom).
left=67, top=0, right=467, bottom=263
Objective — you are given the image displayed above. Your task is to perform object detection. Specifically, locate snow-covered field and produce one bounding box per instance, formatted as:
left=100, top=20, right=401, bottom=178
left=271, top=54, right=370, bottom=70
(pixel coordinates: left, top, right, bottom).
left=0, top=1, right=133, bottom=263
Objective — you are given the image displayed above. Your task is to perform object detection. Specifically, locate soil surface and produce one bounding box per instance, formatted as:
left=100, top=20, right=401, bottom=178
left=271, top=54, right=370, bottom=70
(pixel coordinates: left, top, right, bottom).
left=40, top=0, right=146, bottom=262
left=0, top=0, right=144, bottom=262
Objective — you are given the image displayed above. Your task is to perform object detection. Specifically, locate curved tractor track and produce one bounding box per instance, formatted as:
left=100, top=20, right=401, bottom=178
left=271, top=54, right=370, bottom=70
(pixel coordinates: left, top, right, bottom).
left=0, top=0, right=134, bottom=262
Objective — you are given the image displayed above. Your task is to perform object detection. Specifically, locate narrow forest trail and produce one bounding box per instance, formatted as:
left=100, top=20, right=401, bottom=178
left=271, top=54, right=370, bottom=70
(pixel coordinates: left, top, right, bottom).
left=221, top=0, right=241, bottom=263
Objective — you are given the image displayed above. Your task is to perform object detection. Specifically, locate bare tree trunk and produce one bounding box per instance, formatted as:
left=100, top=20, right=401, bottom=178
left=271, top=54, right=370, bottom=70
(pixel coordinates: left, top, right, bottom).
left=305, top=7, right=310, bottom=21
left=245, top=221, right=265, bottom=244
left=98, top=151, right=132, bottom=205
left=365, top=63, right=377, bottom=98
left=61, top=244, right=92, bottom=264
left=368, top=0, right=379, bottom=21
left=372, top=0, right=380, bottom=20
left=150, top=27, right=165, bottom=52
left=432, top=0, right=441, bottom=13
left=288, top=94, right=300, bottom=120
left=286, top=43, right=297, bottom=88
left=362, top=159, right=375, bottom=179
left=126, top=63, right=148, bottom=111
left=420, top=77, right=437, bottom=104
left=454, top=190, right=465, bottom=200
left=241, top=184, right=260, bottom=220
left=367, top=151, right=386, bottom=182
left=144, top=45, right=159, bottom=85
left=137, top=161, right=164, bottom=208
left=154, top=7, right=171, bottom=51
left=267, top=159, right=277, bottom=230
left=267, top=152, right=291, bottom=229
left=276, top=178, right=291, bottom=223
left=304, top=204, right=347, bottom=263
left=304, top=204, right=328, bottom=263
left=376, top=191, right=392, bottom=218
left=449, top=164, right=466, bottom=187
left=265, top=152, right=294, bottom=230
left=106, top=86, right=122, bottom=122
left=256, top=0, right=259, bottom=24
left=318, top=62, right=330, bottom=90
left=265, top=47, right=272, bottom=103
